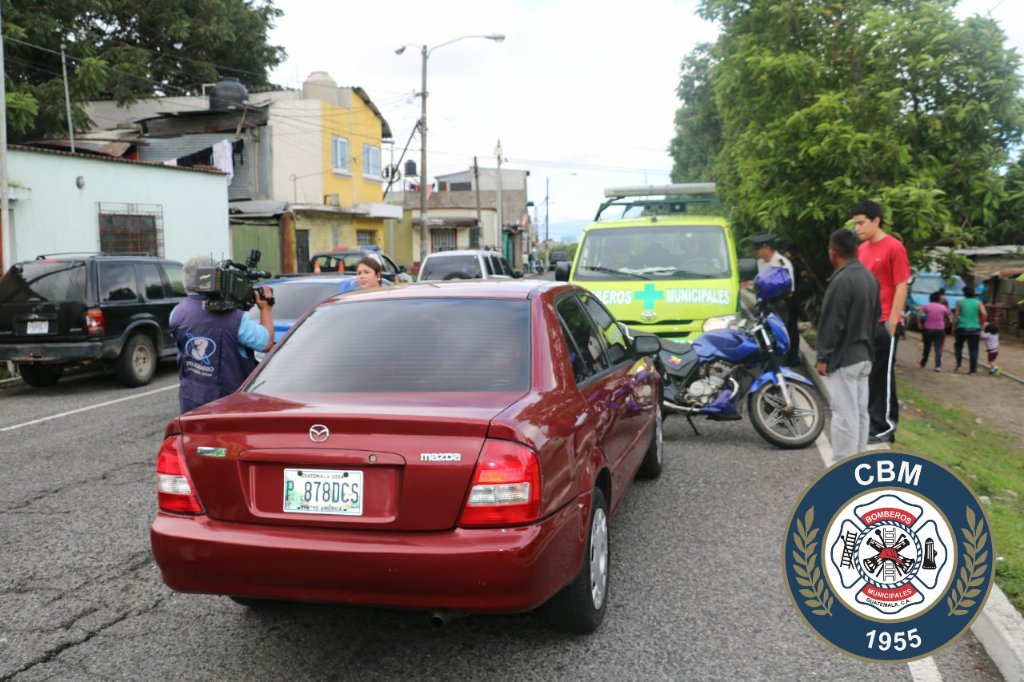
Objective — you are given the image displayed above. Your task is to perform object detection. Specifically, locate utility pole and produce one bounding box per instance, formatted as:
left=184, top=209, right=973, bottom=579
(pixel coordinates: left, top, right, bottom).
left=0, top=1, right=13, bottom=270
left=544, top=176, right=550, bottom=245
left=473, top=156, right=482, bottom=248
left=495, top=140, right=503, bottom=253
left=418, top=45, right=429, bottom=264
left=60, top=45, right=75, bottom=153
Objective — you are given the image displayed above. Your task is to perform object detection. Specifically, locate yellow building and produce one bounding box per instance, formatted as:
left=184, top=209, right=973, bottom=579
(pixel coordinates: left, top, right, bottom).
left=265, top=72, right=403, bottom=269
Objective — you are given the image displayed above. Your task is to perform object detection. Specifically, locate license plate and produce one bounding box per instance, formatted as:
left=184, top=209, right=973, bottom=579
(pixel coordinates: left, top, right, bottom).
left=283, top=468, right=363, bottom=515
left=26, top=321, right=49, bottom=335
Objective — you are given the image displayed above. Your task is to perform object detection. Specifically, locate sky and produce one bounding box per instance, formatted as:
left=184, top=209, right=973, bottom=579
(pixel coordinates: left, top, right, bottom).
left=266, top=0, right=1023, bottom=242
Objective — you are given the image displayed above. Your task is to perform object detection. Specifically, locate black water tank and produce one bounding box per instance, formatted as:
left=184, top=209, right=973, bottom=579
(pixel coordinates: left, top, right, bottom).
left=209, top=78, right=248, bottom=110
left=404, top=159, right=418, bottom=178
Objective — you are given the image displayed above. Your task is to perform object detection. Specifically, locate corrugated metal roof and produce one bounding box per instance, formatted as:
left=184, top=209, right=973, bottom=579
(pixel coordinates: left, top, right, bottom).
left=9, top=144, right=224, bottom=175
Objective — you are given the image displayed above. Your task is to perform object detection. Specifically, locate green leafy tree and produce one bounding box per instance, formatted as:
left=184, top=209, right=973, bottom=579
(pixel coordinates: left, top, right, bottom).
left=671, top=0, right=1024, bottom=293
left=2, top=0, right=285, bottom=141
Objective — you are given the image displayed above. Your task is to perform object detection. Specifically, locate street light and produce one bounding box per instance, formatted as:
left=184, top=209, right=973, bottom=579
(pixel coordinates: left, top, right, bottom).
left=545, top=172, right=576, bottom=243
left=396, top=34, right=505, bottom=265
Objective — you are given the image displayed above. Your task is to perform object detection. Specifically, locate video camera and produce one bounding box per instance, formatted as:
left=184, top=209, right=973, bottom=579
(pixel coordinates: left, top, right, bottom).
left=193, top=249, right=274, bottom=312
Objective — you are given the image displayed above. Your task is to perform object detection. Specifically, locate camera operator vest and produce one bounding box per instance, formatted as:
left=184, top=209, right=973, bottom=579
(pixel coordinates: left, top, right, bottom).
left=170, top=294, right=258, bottom=413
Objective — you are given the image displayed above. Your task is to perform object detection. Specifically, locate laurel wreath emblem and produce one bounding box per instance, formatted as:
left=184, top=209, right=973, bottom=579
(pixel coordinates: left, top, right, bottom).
left=792, top=506, right=833, bottom=617
left=947, top=506, right=988, bottom=617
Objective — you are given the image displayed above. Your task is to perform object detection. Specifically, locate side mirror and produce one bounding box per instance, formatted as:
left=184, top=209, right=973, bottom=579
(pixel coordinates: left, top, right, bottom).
left=555, top=261, right=571, bottom=282
left=739, top=257, right=758, bottom=282
left=633, top=334, right=661, bottom=356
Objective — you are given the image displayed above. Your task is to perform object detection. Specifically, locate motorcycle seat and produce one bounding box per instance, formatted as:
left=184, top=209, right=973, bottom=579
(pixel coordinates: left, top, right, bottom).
left=660, top=339, right=695, bottom=355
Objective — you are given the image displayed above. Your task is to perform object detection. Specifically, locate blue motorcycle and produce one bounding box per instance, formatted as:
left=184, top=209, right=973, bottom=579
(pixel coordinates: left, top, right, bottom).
left=658, top=268, right=825, bottom=449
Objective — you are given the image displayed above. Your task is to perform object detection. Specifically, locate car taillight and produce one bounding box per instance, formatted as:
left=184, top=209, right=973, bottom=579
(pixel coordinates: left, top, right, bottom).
left=85, top=308, right=105, bottom=337
left=156, top=436, right=204, bottom=514
left=459, top=439, right=541, bottom=528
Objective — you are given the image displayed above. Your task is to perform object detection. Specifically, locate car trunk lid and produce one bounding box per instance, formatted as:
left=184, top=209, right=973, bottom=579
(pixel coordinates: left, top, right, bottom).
left=179, top=391, right=526, bottom=531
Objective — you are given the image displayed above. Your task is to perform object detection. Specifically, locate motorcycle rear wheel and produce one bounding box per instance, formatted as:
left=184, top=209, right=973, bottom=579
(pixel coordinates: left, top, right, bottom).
left=748, top=381, right=825, bottom=449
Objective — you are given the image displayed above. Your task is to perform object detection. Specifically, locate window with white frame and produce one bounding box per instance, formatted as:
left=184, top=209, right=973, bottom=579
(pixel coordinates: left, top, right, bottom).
left=331, top=136, right=349, bottom=173
left=363, top=144, right=381, bottom=179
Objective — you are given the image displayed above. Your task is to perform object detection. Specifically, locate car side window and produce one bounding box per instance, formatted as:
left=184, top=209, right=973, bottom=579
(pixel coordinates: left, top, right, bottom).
left=140, top=264, right=166, bottom=300
left=163, top=262, right=186, bottom=296
left=98, top=263, right=139, bottom=302
left=556, top=295, right=609, bottom=382
left=578, top=293, right=629, bottom=365
left=500, top=257, right=514, bottom=276
left=381, top=255, right=398, bottom=275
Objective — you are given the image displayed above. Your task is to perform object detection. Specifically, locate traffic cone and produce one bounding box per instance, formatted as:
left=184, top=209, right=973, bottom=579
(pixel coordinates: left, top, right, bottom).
left=313, top=261, right=321, bottom=273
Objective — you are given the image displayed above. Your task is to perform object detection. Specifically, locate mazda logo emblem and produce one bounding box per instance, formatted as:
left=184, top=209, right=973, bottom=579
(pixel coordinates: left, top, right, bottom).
left=308, top=424, right=330, bottom=443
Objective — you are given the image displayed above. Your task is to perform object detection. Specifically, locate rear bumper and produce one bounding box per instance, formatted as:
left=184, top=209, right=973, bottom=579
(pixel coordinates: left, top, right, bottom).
left=150, top=496, right=588, bottom=613
left=0, top=339, right=115, bottom=363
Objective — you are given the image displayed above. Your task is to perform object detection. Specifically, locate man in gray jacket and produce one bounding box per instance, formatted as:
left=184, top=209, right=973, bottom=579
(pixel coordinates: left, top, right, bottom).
left=816, top=229, right=881, bottom=460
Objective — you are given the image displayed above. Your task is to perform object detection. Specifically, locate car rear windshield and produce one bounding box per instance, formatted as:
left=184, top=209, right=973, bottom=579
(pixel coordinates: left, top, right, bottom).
left=574, top=225, right=731, bottom=281
left=420, top=255, right=482, bottom=280
left=0, top=261, right=87, bottom=304
left=248, top=281, right=347, bottom=320
left=246, top=298, right=530, bottom=393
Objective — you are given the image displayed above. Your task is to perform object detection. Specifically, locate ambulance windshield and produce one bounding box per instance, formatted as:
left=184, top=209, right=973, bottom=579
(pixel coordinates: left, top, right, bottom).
left=574, top=225, right=731, bottom=281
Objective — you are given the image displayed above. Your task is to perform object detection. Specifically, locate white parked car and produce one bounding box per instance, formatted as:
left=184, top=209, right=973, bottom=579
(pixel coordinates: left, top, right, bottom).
left=417, top=250, right=522, bottom=282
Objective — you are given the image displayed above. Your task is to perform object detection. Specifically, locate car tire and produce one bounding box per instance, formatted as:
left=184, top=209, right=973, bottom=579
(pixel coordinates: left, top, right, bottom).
left=116, top=333, right=157, bottom=387
left=17, top=362, right=63, bottom=387
left=545, top=487, right=609, bottom=633
left=636, top=401, right=664, bottom=479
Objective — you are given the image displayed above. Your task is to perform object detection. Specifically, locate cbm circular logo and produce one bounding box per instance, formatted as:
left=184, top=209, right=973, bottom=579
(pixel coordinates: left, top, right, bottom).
left=783, top=451, right=993, bottom=662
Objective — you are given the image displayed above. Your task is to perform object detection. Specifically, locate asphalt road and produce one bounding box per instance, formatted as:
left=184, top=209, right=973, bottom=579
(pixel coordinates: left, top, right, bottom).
left=0, top=364, right=1003, bottom=681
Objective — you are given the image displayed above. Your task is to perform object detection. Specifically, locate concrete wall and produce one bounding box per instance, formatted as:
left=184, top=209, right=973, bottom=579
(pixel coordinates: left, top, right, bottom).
left=268, top=99, right=323, bottom=203
left=6, top=148, right=229, bottom=265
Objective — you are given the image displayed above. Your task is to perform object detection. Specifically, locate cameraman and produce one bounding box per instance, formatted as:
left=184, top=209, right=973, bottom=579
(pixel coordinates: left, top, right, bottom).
left=169, top=255, right=274, bottom=414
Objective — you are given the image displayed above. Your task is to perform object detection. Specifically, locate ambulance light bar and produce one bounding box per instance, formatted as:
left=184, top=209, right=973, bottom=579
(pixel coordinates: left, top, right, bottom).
left=603, top=183, right=717, bottom=198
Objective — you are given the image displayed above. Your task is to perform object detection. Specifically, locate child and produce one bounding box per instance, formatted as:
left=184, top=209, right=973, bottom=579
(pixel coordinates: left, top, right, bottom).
left=981, top=323, right=1000, bottom=375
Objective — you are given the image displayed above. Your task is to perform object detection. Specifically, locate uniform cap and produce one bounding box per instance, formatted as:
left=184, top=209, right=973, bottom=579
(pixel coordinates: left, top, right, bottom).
left=750, top=233, right=776, bottom=248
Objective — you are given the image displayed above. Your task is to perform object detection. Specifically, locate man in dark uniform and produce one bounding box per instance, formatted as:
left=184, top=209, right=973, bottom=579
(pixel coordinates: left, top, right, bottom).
left=169, top=255, right=274, bottom=413
left=749, top=234, right=799, bottom=362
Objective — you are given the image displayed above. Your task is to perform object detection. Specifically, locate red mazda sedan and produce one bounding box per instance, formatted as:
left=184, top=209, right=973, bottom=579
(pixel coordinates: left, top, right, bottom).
left=150, top=279, right=663, bottom=632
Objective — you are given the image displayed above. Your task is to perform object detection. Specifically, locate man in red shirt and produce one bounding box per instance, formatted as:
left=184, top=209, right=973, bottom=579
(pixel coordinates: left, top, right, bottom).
left=851, top=200, right=911, bottom=444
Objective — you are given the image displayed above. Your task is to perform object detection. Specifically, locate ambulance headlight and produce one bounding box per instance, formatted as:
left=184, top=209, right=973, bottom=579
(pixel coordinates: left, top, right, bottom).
left=703, top=314, right=739, bottom=332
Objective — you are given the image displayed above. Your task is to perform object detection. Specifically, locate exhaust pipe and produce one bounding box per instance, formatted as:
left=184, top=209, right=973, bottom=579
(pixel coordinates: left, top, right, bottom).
left=430, top=610, right=468, bottom=629
left=663, top=400, right=699, bottom=415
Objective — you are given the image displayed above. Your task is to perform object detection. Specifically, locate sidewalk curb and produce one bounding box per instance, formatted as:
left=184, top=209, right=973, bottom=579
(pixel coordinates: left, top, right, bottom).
left=807, top=329, right=1024, bottom=680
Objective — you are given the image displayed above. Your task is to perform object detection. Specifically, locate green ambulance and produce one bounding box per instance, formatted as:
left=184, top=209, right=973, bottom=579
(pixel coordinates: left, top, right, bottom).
left=555, top=184, right=756, bottom=341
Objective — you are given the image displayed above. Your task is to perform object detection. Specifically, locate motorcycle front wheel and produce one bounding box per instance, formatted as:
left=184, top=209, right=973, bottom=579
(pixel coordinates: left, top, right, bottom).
left=748, top=380, right=825, bottom=449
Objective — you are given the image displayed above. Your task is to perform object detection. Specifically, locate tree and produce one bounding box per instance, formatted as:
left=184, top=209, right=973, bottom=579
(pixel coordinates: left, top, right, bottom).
left=670, top=0, right=1024, bottom=292
left=2, top=0, right=285, bottom=141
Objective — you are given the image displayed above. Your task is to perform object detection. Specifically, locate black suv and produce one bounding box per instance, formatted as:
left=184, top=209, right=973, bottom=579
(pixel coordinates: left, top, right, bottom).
left=548, top=250, right=569, bottom=271
left=0, top=254, right=186, bottom=387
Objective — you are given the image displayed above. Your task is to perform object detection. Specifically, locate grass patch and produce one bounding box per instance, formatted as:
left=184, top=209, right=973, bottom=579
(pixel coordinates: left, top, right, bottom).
left=898, top=379, right=1024, bottom=614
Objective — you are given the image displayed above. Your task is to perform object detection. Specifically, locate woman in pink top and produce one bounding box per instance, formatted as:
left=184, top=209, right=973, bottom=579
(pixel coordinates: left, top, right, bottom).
left=918, top=291, right=950, bottom=371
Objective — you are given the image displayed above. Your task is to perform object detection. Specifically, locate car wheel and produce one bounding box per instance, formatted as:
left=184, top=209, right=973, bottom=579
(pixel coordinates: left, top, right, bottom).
left=116, top=334, right=157, bottom=387
left=545, top=487, right=609, bottom=633
left=636, top=401, right=664, bottom=479
left=17, top=362, right=63, bottom=387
